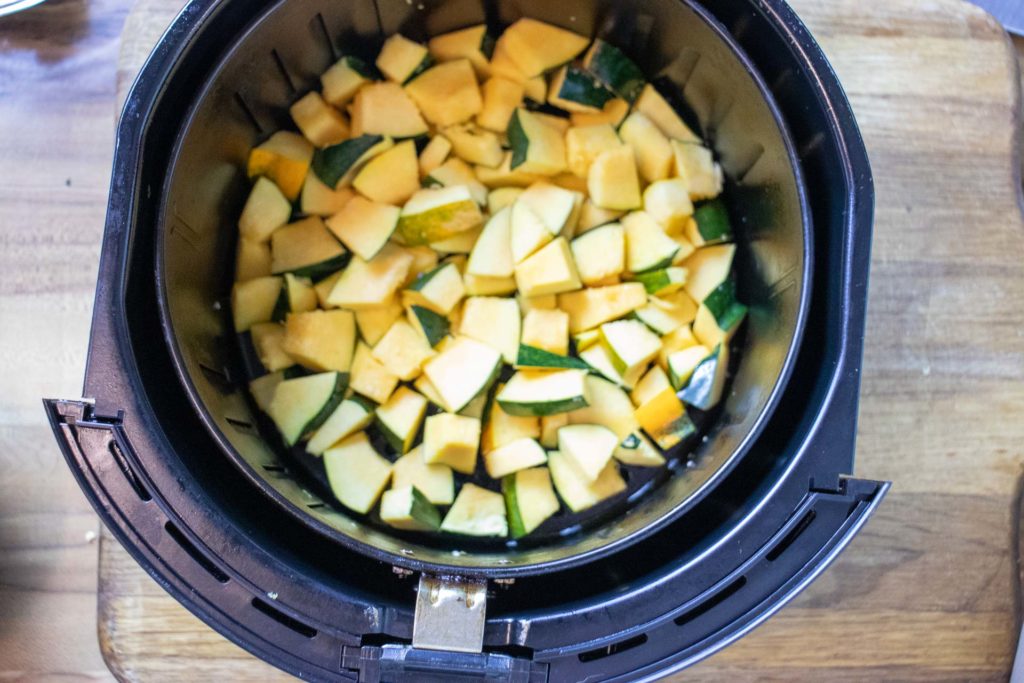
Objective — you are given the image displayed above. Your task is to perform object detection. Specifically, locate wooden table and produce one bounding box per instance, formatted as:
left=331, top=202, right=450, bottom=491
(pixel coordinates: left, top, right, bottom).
left=2, top=0, right=1024, bottom=680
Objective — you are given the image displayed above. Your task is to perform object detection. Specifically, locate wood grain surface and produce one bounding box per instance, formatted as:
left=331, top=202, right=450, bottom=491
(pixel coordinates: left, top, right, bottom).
left=1, top=0, right=1022, bottom=680
left=0, top=1, right=131, bottom=680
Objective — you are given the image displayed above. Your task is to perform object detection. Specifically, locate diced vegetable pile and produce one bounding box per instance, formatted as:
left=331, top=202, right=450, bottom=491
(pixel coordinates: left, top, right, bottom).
left=232, top=19, right=747, bottom=539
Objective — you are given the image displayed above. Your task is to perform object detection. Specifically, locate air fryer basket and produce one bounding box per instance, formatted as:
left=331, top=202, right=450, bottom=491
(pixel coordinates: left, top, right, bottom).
left=46, top=0, right=886, bottom=678
left=157, top=0, right=810, bottom=574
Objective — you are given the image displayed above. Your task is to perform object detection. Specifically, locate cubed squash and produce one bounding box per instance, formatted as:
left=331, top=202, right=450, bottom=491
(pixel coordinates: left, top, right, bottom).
left=644, top=178, right=694, bottom=233
left=521, top=308, right=569, bottom=356
left=350, top=82, right=428, bottom=138
left=510, top=200, right=554, bottom=264
left=619, top=112, right=673, bottom=183
left=352, top=140, right=420, bottom=205
left=250, top=322, right=294, bottom=372
left=376, top=34, right=431, bottom=84
left=482, top=387, right=540, bottom=452
left=558, top=282, right=647, bottom=333
left=321, top=55, right=375, bottom=107
left=323, top=433, right=393, bottom=514
left=326, top=195, right=400, bottom=261
left=232, top=276, right=283, bottom=332
left=239, top=177, right=291, bottom=242
left=441, top=483, right=507, bottom=536
left=582, top=39, right=646, bottom=103
left=267, top=372, right=347, bottom=446
left=405, top=60, right=483, bottom=127
left=349, top=341, right=400, bottom=404
left=682, top=243, right=736, bottom=303
left=570, top=223, right=625, bottom=286
left=575, top=200, right=624, bottom=236
left=547, top=64, right=616, bottom=113
left=621, top=211, right=684, bottom=273
left=328, top=243, right=413, bottom=309
left=503, top=467, right=560, bottom=538
left=634, top=387, right=695, bottom=450
left=270, top=216, right=349, bottom=280
left=570, top=98, right=630, bottom=128
left=498, top=18, right=590, bottom=77
left=599, top=319, right=662, bottom=377
left=375, top=386, right=429, bottom=453
left=428, top=24, right=493, bottom=79
left=467, top=207, right=514, bottom=278
left=565, top=124, right=622, bottom=179
left=312, top=134, right=394, bottom=189
left=247, top=131, right=314, bottom=201
left=392, top=446, right=455, bottom=505
left=635, top=84, right=701, bottom=143
left=464, top=273, right=518, bottom=296
left=631, top=365, right=672, bottom=407
left=475, top=152, right=547, bottom=188
left=484, top=437, right=547, bottom=479
left=672, top=141, right=724, bottom=200
left=657, top=325, right=699, bottom=370
left=236, top=237, right=273, bottom=282
left=301, top=173, right=356, bottom=217
left=423, top=413, right=481, bottom=474
left=306, top=396, right=375, bottom=456
left=692, top=279, right=747, bottom=349
left=371, top=319, right=436, bottom=381
left=515, top=237, right=582, bottom=297
left=459, top=296, right=521, bottom=363
left=548, top=450, right=626, bottom=512
left=422, top=336, right=502, bottom=412
left=588, top=145, right=642, bottom=211
left=442, top=124, right=504, bottom=168
left=558, top=424, right=619, bottom=483
left=425, top=157, right=488, bottom=205
left=477, top=77, right=525, bottom=131
left=283, top=309, right=357, bottom=373
left=405, top=262, right=466, bottom=315
left=290, top=91, right=349, bottom=147
left=686, top=198, right=734, bottom=247
left=418, top=135, right=452, bottom=178
left=397, top=186, right=484, bottom=246
left=487, top=187, right=524, bottom=214
left=508, top=108, right=568, bottom=176
left=354, top=297, right=404, bottom=346
left=380, top=486, right=441, bottom=531
left=516, top=182, right=580, bottom=235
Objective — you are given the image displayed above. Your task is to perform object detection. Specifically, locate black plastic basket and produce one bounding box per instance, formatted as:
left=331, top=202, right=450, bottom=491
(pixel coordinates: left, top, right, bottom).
left=46, top=0, right=886, bottom=679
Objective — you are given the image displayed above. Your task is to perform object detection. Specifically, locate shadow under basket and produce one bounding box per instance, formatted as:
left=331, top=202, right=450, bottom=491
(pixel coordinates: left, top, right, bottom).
left=45, top=0, right=887, bottom=680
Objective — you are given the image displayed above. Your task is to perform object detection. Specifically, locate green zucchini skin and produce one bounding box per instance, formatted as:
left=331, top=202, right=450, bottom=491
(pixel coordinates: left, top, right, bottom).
left=497, top=395, right=589, bottom=418
left=288, top=253, right=351, bottom=282
left=409, top=305, right=450, bottom=347
left=703, top=279, right=747, bottom=331
left=507, top=110, right=530, bottom=170
left=692, top=198, right=734, bottom=245
left=584, top=40, right=646, bottom=103
left=312, top=135, right=386, bottom=187
left=516, top=345, right=591, bottom=371
left=678, top=345, right=727, bottom=410
left=551, top=65, right=616, bottom=111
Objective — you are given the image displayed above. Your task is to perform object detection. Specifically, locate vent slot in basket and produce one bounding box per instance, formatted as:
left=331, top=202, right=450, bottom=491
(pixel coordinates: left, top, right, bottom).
left=578, top=633, right=648, bottom=662
left=674, top=576, right=747, bottom=627
left=251, top=597, right=319, bottom=638
left=164, top=521, right=230, bottom=584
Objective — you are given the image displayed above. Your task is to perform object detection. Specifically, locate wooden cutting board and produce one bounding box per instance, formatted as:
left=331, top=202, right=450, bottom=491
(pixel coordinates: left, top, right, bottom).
left=100, top=0, right=1024, bottom=679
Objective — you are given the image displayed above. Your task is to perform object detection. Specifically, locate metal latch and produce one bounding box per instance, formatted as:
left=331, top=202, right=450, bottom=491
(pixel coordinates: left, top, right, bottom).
left=412, top=574, right=487, bottom=653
